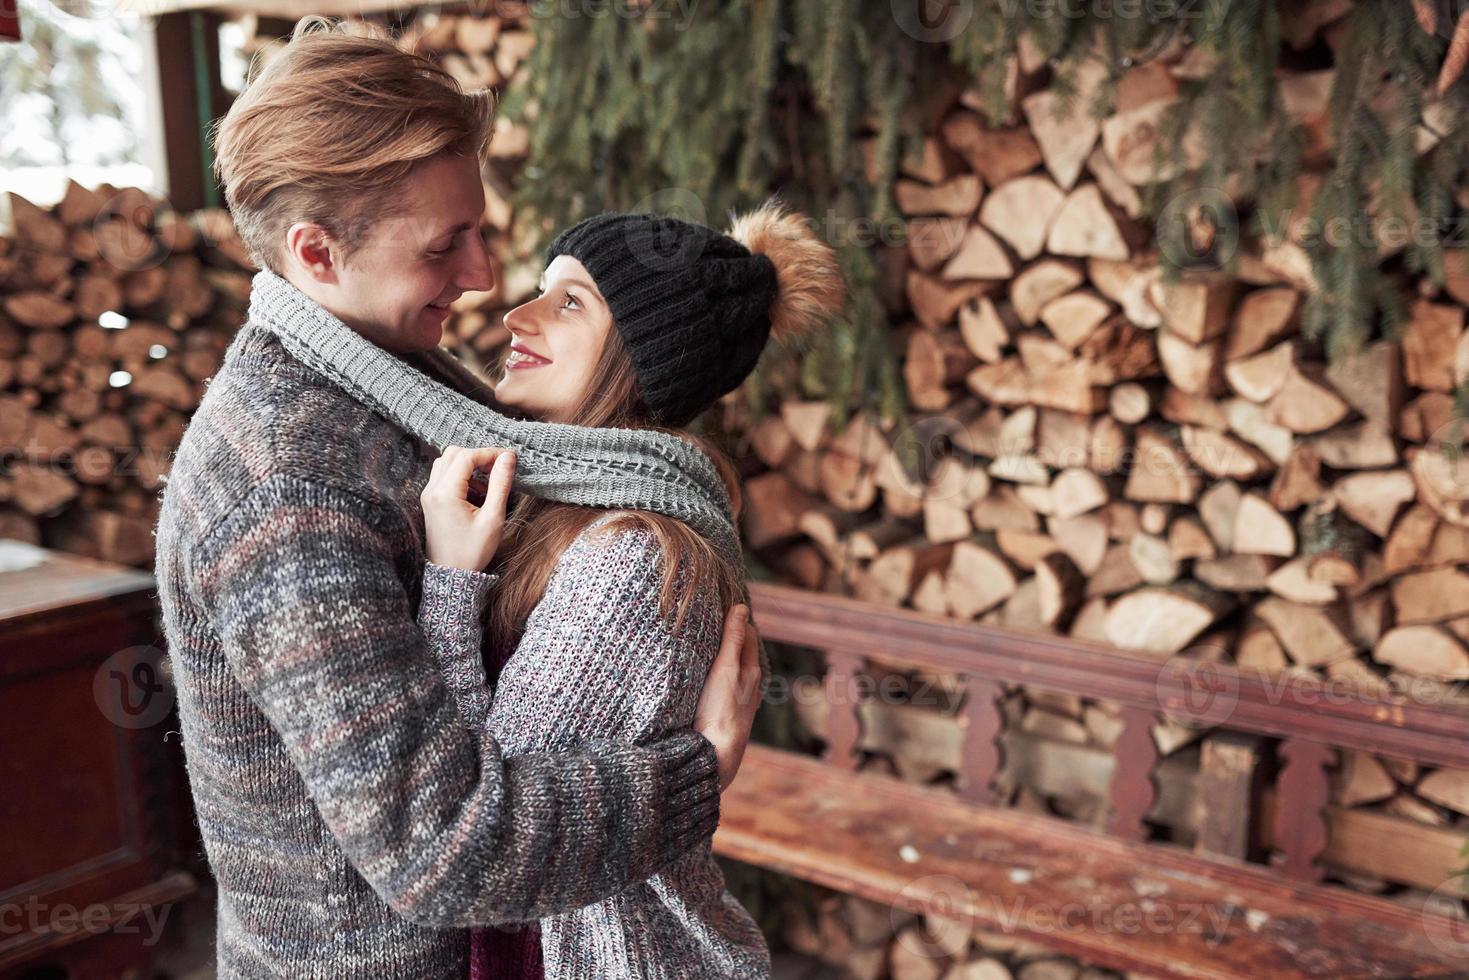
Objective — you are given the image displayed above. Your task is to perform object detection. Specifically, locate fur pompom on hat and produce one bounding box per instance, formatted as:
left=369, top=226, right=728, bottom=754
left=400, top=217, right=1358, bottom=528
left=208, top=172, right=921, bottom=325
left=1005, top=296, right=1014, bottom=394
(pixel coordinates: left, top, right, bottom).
left=545, top=200, right=844, bottom=427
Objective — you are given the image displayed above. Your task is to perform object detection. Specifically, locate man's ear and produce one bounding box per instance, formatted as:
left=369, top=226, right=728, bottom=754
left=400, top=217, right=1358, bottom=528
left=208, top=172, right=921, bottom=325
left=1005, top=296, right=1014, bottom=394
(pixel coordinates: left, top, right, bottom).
left=284, top=222, right=340, bottom=285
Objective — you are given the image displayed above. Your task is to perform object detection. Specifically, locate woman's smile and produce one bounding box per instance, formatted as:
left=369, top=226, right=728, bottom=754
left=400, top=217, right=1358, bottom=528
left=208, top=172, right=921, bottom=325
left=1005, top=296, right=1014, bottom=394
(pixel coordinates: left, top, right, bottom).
left=505, top=341, right=554, bottom=370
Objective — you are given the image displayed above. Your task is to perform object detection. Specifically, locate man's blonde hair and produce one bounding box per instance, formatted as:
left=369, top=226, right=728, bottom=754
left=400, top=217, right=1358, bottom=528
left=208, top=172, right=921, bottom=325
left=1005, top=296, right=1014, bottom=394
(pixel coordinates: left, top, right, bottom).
left=212, top=18, right=495, bottom=271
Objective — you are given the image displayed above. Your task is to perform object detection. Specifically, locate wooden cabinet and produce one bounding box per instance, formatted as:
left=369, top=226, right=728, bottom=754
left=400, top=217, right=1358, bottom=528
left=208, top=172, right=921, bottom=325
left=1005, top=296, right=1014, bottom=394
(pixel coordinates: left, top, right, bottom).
left=0, top=542, right=195, bottom=978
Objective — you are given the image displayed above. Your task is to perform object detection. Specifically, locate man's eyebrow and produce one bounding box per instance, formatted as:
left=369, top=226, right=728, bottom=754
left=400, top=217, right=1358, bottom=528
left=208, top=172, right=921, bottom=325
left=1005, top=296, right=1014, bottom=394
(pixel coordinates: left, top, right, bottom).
left=434, top=221, right=474, bottom=240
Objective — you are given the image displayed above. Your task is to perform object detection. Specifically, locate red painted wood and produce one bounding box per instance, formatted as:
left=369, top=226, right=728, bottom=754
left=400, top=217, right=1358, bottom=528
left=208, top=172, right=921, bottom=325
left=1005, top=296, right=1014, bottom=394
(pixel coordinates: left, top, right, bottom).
left=1107, top=704, right=1160, bottom=841
left=956, top=676, right=1004, bottom=805
left=749, top=582, right=1469, bottom=769
left=821, top=649, right=864, bottom=770
left=1271, top=738, right=1336, bottom=883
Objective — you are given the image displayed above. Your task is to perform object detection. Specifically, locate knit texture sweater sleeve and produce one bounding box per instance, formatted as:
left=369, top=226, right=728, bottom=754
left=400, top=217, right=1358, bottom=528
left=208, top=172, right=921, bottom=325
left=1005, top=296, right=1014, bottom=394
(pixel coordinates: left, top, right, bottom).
left=418, top=562, right=498, bottom=727
left=423, top=515, right=771, bottom=979
left=191, top=473, right=720, bottom=927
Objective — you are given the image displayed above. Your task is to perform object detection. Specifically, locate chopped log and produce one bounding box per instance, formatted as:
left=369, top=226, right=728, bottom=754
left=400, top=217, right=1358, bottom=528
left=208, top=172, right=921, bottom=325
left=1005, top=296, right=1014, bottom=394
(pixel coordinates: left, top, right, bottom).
left=927, top=457, right=990, bottom=506
left=1124, top=426, right=1200, bottom=504
left=1266, top=557, right=1338, bottom=605
left=1020, top=58, right=1106, bottom=190
left=1255, top=597, right=1356, bottom=668
left=1088, top=255, right=1162, bottom=329
left=1047, top=512, right=1109, bottom=574
left=978, top=175, right=1065, bottom=261
left=1265, top=364, right=1350, bottom=434
left=750, top=415, right=795, bottom=469
left=1086, top=144, right=1145, bottom=218
left=1333, top=468, right=1415, bottom=537
left=848, top=517, right=916, bottom=560
left=1225, top=341, right=1294, bottom=402
left=1373, top=625, right=1469, bottom=680
left=1088, top=415, right=1128, bottom=473
left=1181, top=425, right=1272, bottom=481
left=1026, top=360, right=1105, bottom=414
left=944, top=539, right=1017, bottom=619
left=1195, top=554, right=1279, bottom=592
left=1225, top=286, right=1301, bottom=359
left=1038, top=290, right=1111, bottom=350
left=819, top=451, right=877, bottom=512
left=1046, top=184, right=1133, bottom=260
left=1049, top=467, right=1108, bottom=518
left=857, top=541, right=954, bottom=608
left=1168, top=515, right=1216, bottom=561
left=1225, top=398, right=1294, bottom=464
left=1390, top=566, right=1469, bottom=625
left=1269, top=444, right=1323, bottom=512
left=1417, top=769, right=1469, bottom=817
left=908, top=272, right=991, bottom=328
left=1128, top=532, right=1180, bottom=585
left=1010, top=259, right=1084, bottom=326
left=940, top=112, right=1043, bottom=186
left=1104, top=585, right=1231, bottom=656
left=1108, top=382, right=1151, bottom=424
left=1139, top=503, right=1170, bottom=536
left=1232, top=492, right=1296, bottom=557
left=957, top=296, right=1013, bottom=363
left=1086, top=543, right=1145, bottom=598
left=895, top=175, right=983, bottom=217
left=1156, top=330, right=1222, bottom=395
left=1323, top=339, right=1402, bottom=428
left=1339, top=758, right=1392, bottom=811
left=1401, top=299, right=1462, bottom=392
left=5, top=291, right=73, bottom=329
left=1151, top=274, right=1234, bottom=344
left=906, top=217, right=969, bottom=271
left=1036, top=408, right=1091, bottom=468
left=46, top=509, right=154, bottom=566
left=904, top=328, right=976, bottom=410
left=11, top=463, right=78, bottom=516
left=923, top=497, right=972, bottom=544
left=743, top=471, right=818, bottom=548
left=1409, top=444, right=1469, bottom=527
left=1310, top=421, right=1397, bottom=469
left=965, top=359, right=1031, bottom=406
left=1159, top=386, right=1228, bottom=430
left=971, top=485, right=1041, bottom=532
left=1198, top=481, right=1245, bottom=552
left=781, top=400, right=830, bottom=452
left=995, top=528, right=1060, bottom=570
left=1384, top=503, right=1438, bottom=574
left=941, top=224, right=1014, bottom=281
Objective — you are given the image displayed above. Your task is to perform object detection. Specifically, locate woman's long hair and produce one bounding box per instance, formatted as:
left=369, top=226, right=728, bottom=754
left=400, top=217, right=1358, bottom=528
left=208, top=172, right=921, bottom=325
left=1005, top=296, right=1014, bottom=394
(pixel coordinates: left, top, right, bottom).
left=484, top=325, right=746, bottom=658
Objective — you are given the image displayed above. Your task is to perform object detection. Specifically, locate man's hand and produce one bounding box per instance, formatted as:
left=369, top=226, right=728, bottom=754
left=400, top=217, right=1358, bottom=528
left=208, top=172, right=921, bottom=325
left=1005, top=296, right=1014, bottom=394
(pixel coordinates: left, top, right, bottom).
left=694, top=603, right=763, bottom=791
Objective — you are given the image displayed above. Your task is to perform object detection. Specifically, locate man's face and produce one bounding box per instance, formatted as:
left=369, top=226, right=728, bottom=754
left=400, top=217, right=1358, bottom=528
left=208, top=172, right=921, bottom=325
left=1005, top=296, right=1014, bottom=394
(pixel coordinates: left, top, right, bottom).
left=293, top=152, right=495, bottom=354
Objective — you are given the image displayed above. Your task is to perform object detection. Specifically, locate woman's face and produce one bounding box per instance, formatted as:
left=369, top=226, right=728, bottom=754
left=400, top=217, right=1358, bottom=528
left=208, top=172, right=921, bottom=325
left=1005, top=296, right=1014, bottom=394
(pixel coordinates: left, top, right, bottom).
left=494, top=255, right=614, bottom=423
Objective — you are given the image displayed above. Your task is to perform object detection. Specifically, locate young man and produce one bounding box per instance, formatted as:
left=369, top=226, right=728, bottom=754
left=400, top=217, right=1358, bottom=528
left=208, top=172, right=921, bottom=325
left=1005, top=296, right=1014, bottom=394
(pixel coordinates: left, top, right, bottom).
left=154, top=21, right=761, bottom=977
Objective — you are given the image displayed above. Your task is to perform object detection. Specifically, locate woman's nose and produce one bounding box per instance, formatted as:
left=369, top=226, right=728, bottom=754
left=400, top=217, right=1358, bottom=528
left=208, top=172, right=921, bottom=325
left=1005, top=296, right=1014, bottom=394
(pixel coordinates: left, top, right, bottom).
left=502, top=299, right=542, bottom=336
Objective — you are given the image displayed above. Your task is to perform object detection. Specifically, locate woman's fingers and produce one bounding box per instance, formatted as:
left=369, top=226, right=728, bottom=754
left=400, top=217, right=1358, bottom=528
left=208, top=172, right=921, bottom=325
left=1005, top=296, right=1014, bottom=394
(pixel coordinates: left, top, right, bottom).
left=433, top=446, right=506, bottom=502
left=474, top=451, right=516, bottom=526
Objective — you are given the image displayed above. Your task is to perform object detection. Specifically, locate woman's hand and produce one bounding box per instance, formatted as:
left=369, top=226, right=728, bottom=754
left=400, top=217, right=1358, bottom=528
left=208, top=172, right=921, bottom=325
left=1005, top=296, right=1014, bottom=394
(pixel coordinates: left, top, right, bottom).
left=421, top=445, right=517, bottom=572
left=694, top=604, right=763, bottom=791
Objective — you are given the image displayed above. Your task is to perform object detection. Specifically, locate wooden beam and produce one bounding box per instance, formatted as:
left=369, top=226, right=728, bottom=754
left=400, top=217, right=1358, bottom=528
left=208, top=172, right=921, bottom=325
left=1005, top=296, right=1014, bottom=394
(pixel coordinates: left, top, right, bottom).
left=154, top=10, right=228, bottom=211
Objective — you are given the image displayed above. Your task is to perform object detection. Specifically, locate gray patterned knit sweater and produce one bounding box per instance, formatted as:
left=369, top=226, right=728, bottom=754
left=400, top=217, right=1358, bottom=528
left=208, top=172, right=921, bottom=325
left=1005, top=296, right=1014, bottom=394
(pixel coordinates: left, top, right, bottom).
left=154, top=273, right=734, bottom=978
left=418, top=512, right=771, bottom=979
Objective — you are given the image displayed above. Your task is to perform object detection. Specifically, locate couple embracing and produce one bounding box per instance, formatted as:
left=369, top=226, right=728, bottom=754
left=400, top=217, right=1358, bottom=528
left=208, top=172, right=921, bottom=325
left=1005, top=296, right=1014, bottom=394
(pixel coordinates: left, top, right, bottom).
left=154, top=17, right=844, bottom=980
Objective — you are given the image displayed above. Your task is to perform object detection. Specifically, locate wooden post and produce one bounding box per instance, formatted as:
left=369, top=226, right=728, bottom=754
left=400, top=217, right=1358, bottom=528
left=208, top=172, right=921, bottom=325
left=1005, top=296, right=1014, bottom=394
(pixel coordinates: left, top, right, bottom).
left=956, top=676, right=1004, bottom=805
left=822, top=649, right=864, bottom=770
left=1271, top=737, right=1335, bottom=882
left=1, top=1, right=20, bottom=42
left=1106, top=704, right=1159, bottom=841
left=1194, top=731, right=1262, bottom=860
left=153, top=10, right=229, bottom=212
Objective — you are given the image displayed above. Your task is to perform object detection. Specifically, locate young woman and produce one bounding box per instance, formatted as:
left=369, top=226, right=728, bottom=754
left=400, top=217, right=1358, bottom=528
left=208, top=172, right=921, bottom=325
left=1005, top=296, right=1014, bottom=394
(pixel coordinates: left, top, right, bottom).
left=414, top=201, right=845, bottom=979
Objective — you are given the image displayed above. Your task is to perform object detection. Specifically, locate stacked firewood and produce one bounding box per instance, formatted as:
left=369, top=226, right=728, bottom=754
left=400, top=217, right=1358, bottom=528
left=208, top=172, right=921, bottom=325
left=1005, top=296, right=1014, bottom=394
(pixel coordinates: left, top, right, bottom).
left=724, top=13, right=1469, bottom=907
left=778, top=887, right=1128, bottom=980
left=0, top=184, right=253, bottom=566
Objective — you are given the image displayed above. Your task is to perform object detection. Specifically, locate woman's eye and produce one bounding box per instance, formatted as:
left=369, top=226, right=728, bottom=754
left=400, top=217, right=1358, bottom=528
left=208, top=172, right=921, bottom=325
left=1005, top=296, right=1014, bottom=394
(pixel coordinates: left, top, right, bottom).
left=561, top=293, right=580, bottom=310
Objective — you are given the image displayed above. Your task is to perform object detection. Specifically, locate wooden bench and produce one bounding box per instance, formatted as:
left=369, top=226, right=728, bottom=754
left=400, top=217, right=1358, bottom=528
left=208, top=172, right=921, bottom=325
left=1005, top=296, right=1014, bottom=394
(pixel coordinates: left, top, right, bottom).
left=714, top=582, right=1469, bottom=979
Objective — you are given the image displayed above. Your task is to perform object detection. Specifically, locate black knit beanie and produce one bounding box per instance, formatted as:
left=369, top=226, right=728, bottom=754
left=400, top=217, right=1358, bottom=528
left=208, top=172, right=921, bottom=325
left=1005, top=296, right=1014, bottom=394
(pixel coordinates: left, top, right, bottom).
left=545, top=211, right=782, bottom=428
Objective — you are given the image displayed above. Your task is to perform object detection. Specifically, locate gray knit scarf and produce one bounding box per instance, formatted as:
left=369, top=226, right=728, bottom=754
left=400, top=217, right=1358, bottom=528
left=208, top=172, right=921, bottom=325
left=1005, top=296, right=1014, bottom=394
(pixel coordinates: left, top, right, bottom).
left=247, top=269, right=744, bottom=569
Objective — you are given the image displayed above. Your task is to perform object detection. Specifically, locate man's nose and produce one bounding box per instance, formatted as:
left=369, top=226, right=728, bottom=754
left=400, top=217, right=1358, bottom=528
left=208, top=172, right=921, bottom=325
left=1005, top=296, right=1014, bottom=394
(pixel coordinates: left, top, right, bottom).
left=459, top=233, right=495, bottom=293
